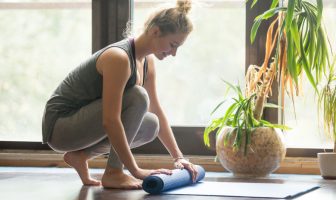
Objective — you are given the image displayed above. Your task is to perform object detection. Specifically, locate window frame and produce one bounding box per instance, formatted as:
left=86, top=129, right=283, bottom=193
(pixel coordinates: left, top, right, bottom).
left=0, top=0, right=332, bottom=157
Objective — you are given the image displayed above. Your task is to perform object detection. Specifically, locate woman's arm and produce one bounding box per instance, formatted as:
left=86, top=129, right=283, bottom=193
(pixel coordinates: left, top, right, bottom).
left=143, top=55, right=183, bottom=159
left=97, top=49, right=172, bottom=179
left=144, top=56, right=198, bottom=181
left=98, top=48, right=139, bottom=173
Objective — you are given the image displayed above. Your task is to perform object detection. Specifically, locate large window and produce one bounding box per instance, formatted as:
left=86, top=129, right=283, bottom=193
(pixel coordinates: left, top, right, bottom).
left=134, top=0, right=246, bottom=126
left=1, top=0, right=335, bottom=151
left=0, top=0, right=91, bottom=141
left=134, top=0, right=336, bottom=149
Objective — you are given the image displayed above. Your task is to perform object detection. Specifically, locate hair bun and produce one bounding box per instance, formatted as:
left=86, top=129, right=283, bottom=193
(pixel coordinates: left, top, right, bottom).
left=176, top=0, right=192, bottom=14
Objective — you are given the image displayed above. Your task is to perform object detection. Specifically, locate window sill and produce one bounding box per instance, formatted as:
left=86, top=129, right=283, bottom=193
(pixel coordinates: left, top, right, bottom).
left=0, top=150, right=320, bottom=175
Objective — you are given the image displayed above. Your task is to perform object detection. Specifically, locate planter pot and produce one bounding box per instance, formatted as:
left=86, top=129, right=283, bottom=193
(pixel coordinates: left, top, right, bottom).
left=317, top=152, right=336, bottom=179
left=216, top=126, right=286, bottom=177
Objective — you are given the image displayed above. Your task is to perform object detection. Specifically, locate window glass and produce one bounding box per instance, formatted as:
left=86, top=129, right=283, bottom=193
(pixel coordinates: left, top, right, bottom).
left=0, top=0, right=91, bottom=141
left=134, top=0, right=246, bottom=126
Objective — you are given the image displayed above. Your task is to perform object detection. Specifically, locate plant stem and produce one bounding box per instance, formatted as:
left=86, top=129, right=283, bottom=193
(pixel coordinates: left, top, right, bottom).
left=253, top=62, right=276, bottom=120
left=254, top=94, right=266, bottom=121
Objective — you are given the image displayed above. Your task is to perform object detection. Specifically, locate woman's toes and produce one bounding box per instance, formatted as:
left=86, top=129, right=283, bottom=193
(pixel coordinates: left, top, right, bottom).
left=84, top=179, right=101, bottom=186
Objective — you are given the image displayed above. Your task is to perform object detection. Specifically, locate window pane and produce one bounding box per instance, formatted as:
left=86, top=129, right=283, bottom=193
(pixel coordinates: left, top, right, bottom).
left=284, top=1, right=336, bottom=148
left=0, top=1, right=91, bottom=141
left=134, top=0, right=246, bottom=126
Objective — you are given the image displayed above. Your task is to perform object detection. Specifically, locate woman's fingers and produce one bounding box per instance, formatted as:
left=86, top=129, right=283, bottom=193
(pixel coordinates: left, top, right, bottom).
left=184, top=163, right=198, bottom=183
left=150, top=168, right=172, bottom=175
left=147, top=165, right=198, bottom=183
left=174, top=161, right=184, bottom=169
left=191, top=164, right=198, bottom=182
left=174, top=159, right=199, bottom=183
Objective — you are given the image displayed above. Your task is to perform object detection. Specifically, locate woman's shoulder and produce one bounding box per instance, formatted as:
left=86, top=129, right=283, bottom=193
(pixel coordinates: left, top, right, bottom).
left=100, top=47, right=129, bottom=61
left=95, top=39, right=131, bottom=63
left=96, top=45, right=131, bottom=76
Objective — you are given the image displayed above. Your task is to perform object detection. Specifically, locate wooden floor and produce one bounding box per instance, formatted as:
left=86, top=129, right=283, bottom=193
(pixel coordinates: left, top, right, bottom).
left=0, top=167, right=335, bottom=200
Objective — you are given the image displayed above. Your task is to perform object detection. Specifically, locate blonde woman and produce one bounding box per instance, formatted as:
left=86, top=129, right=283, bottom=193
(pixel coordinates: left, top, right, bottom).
left=42, top=0, right=198, bottom=189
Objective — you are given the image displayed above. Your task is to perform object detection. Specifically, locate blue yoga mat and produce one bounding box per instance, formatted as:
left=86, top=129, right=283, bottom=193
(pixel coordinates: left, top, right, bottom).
left=142, top=165, right=205, bottom=194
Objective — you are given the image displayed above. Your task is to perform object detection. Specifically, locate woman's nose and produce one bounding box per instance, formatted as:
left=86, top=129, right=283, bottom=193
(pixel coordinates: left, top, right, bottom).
left=170, top=48, right=177, bottom=57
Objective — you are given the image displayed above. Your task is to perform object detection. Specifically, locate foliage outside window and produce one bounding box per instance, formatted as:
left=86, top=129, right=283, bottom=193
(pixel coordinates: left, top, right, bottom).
left=0, top=0, right=91, bottom=141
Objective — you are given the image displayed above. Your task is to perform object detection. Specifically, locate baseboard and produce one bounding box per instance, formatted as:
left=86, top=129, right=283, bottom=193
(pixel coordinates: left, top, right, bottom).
left=0, top=150, right=320, bottom=175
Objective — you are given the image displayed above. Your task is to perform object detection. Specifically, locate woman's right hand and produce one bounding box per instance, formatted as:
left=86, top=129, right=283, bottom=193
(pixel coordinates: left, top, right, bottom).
left=132, top=168, right=173, bottom=180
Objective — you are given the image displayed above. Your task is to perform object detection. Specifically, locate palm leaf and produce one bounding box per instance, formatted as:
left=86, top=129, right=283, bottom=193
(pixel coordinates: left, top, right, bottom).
left=210, top=100, right=227, bottom=115
left=264, top=102, right=281, bottom=109
left=299, top=36, right=318, bottom=92
left=285, top=0, right=296, bottom=33
left=270, top=0, right=279, bottom=9
left=316, top=0, right=323, bottom=29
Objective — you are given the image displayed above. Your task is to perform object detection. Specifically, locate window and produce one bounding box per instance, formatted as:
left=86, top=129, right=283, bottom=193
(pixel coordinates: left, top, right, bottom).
left=0, top=0, right=92, bottom=141
left=2, top=0, right=335, bottom=153
left=284, top=1, right=336, bottom=148
left=134, top=0, right=246, bottom=126
left=134, top=0, right=335, bottom=150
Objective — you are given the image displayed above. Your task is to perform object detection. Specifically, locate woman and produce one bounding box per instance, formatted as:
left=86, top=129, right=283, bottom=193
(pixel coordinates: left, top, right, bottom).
left=42, top=0, right=198, bottom=189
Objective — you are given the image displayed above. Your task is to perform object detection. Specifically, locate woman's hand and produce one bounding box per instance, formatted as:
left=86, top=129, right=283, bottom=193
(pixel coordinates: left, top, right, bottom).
left=174, top=158, right=199, bottom=183
left=131, top=168, right=173, bottom=180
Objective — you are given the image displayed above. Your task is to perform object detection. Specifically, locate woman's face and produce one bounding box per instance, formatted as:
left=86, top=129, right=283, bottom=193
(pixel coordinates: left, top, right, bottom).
left=152, top=31, right=189, bottom=60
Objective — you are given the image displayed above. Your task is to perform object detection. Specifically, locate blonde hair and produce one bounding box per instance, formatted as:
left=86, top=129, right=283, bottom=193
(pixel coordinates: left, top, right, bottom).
left=144, top=0, right=193, bottom=36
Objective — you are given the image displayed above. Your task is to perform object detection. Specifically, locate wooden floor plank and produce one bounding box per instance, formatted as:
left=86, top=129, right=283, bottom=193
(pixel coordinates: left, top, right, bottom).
left=0, top=167, right=335, bottom=200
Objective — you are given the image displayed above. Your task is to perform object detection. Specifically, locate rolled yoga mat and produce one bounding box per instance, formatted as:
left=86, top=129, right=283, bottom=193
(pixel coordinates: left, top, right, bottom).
left=142, top=165, right=205, bottom=194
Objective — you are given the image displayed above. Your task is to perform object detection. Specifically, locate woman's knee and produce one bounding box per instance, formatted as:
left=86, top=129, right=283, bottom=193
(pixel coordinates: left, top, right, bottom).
left=129, top=112, right=160, bottom=149
left=124, top=85, right=149, bottom=111
left=144, top=112, right=160, bottom=142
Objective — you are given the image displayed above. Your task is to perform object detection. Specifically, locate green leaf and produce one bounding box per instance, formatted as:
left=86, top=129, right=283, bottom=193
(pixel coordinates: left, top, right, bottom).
left=210, top=100, right=227, bottom=115
left=299, top=36, right=318, bottom=92
left=203, top=127, right=211, bottom=146
left=233, top=103, right=244, bottom=125
left=224, top=127, right=237, bottom=147
left=251, top=7, right=286, bottom=44
left=221, top=79, right=238, bottom=94
left=316, top=0, right=323, bottom=29
left=259, top=120, right=291, bottom=130
left=270, top=0, right=279, bottom=9
left=287, top=31, right=299, bottom=85
left=256, top=7, right=285, bottom=20
left=251, top=19, right=262, bottom=43
left=203, top=118, right=223, bottom=146
left=290, top=20, right=301, bottom=51
left=222, top=102, right=239, bottom=126
left=264, top=103, right=281, bottom=109
left=233, top=125, right=243, bottom=150
left=244, top=129, right=249, bottom=155
left=251, top=0, right=258, bottom=8
left=236, top=84, right=244, bottom=101
left=285, top=0, right=296, bottom=33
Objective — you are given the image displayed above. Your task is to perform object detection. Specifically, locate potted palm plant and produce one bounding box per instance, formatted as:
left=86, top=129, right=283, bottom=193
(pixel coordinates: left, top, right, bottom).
left=317, top=57, right=336, bottom=179
left=204, top=0, right=331, bottom=177
left=203, top=80, right=289, bottom=177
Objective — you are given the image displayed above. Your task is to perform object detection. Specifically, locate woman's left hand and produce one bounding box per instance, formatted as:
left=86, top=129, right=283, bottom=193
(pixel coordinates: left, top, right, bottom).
left=174, top=158, right=198, bottom=183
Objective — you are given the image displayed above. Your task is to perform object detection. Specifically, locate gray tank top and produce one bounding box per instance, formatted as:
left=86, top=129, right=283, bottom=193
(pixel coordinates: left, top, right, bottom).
left=42, top=38, right=148, bottom=143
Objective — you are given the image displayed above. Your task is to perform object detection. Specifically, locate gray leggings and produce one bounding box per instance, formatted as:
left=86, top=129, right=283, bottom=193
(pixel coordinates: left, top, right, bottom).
left=47, top=86, right=159, bottom=169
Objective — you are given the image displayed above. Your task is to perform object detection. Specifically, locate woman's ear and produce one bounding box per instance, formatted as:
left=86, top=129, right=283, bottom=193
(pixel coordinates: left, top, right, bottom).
left=149, top=25, right=161, bottom=37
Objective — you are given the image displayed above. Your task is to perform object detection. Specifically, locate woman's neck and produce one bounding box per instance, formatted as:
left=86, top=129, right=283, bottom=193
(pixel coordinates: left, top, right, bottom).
left=133, top=34, right=152, bottom=61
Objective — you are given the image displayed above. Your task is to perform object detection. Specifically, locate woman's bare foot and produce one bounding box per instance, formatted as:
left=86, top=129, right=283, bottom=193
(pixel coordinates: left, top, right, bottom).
left=63, top=151, right=101, bottom=186
left=102, top=166, right=142, bottom=189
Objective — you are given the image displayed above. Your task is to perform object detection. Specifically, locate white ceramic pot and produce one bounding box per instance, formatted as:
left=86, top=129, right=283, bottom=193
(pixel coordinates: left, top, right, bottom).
left=317, top=152, right=336, bottom=179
